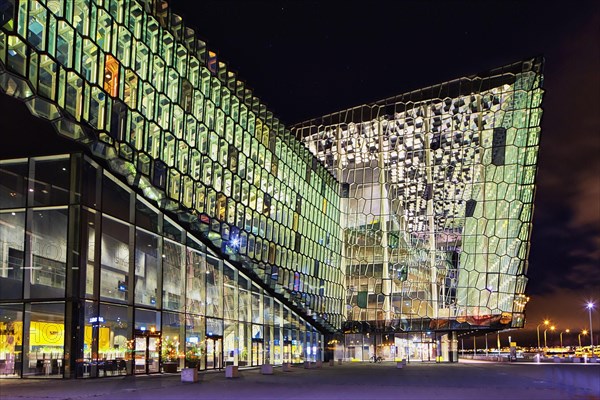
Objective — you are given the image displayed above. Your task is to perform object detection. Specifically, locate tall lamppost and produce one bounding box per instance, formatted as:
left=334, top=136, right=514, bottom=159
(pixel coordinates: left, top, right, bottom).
left=560, top=329, right=570, bottom=348
left=497, top=332, right=501, bottom=360
left=544, top=325, right=555, bottom=349
left=579, top=330, right=588, bottom=348
left=536, top=320, right=550, bottom=350
left=587, top=302, right=595, bottom=353
left=485, top=333, right=489, bottom=354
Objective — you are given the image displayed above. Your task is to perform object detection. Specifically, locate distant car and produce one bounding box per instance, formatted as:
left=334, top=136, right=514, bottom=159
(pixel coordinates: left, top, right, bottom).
left=574, top=346, right=600, bottom=357
left=546, top=349, right=574, bottom=358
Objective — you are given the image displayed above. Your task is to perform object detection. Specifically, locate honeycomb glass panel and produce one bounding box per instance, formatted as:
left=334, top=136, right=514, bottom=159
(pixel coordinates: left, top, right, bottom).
left=0, top=0, right=542, bottom=339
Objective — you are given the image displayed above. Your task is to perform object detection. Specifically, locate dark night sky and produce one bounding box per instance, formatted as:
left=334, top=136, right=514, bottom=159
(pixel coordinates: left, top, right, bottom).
left=1, top=1, right=598, bottom=345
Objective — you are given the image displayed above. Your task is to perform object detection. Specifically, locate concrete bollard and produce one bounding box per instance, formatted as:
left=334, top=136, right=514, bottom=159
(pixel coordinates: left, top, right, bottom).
left=181, top=368, right=199, bottom=383
left=282, top=362, right=292, bottom=372
left=316, top=360, right=322, bottom=368
left=329, top=359, right=334, bottom=367
left=396, top=362, right=403, bottom=369
left=261, top=364, right=274, bottom=375
left=402, top=358, right=407, bottom=365
left=337, top=359, right=342, bottom=365
left=225, top=365, right=239, bottom=378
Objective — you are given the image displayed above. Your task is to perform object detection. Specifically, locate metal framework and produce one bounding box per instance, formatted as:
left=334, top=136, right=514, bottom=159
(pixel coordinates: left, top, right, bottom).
left=294, top=58, right=543, bottom=333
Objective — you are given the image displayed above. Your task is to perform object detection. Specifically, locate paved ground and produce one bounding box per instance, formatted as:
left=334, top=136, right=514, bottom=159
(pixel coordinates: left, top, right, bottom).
left=1, top=361, right=599, bottom=400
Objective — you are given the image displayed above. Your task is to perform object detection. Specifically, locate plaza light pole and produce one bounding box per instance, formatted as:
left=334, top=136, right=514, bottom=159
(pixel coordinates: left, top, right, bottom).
left=579, top=330, right=588, bottom=348
left=544, top=326, right=555, bottom=349
left=587, top=302, right=595, bottom=353
left=536, top=320, right=549, bottom=350
left=560, top=329, right=570, bottom=348
left=485, top=333, right=488, bottom=354
left=497, top=332, right=501, bottom=360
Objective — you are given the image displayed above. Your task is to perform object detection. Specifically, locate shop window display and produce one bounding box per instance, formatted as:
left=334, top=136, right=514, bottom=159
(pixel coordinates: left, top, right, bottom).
left=0, top=304, right=23, bottom=377
left=161, top=312, right=185, bottom=372
left=24, top=302, right=64, bottom=377
left=184, top=314, right=205, bottom=370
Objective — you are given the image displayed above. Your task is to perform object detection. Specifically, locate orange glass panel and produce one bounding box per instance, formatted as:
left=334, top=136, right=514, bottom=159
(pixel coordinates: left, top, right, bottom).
left=104, top=54, right=120, bottom=97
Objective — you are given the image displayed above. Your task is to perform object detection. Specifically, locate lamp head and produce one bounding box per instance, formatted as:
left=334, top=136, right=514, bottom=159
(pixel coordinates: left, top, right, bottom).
left=587, top=302, right=595, bottom=310
left=582, top=330, right=588, bottom=335
left=550, top=326, right=555, bottom=331
left=565, top=329, right=570, bottom=333
left=544, top=320, right=550, bottom=326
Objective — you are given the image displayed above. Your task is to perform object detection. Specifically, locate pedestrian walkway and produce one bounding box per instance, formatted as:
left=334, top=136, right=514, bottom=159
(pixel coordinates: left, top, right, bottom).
left=1, top=362, right=598, bottom=400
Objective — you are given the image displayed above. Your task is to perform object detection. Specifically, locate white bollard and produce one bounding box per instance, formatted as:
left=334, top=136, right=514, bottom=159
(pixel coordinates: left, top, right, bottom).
left=181, top=367, right=199, bottom=383
left=260, top=364, right=273, bottom=375
left=225, top=365, right=239, bottom=378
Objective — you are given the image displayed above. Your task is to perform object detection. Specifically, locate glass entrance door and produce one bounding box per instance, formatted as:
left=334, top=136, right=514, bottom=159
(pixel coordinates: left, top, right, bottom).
left=134, top=333, right=161, bottom=374
left=206, top=336, right=223, bottom=369
left=147, top=335, right=160, bottom=373
left=134, top=336, right=147, bottom=374
left=283, top=341, right=292, bottom=363
left=252, top=339, right=263, bottom=366
left=410, top=340, right=434, bottom=362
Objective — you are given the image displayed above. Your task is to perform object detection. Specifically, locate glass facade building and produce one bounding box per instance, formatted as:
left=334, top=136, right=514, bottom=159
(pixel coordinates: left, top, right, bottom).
left=0, top=153, right=322, bottom=377
left=0, top=0, right=543, bottom=375
left=294, top=59, right=544, bottom=361
left=0, top=0, right=345, bottom=335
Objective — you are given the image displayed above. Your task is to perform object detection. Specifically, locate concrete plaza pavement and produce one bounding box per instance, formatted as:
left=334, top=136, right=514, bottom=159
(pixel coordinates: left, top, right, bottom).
left=1, top=361, right=598, bottom=400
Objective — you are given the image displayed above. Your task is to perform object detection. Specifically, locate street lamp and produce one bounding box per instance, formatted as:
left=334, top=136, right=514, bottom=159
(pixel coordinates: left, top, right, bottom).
left=560, top=329, right=570, bottom=348
left=579, top=330, right=588, bottom=348
left=544, top=325, right=555, bottom=349
left=485, top=333, right=489, bottom=354
left=536, top=320, right=550, bottom=350
left=587, top=302, right=595, bottom=353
